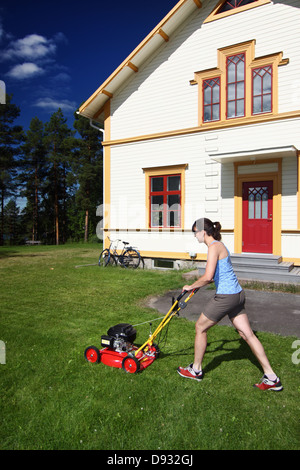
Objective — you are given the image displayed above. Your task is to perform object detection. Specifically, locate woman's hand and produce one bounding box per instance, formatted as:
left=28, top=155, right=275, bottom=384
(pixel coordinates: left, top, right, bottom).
left=182, top=285, right=194, bottom=292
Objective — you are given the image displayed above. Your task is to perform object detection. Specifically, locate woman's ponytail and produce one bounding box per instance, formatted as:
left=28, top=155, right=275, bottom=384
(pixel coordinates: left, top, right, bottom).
left=192, top=218, right=222, bottom=241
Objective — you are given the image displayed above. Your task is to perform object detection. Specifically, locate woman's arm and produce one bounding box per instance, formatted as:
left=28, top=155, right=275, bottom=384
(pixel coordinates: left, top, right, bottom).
left=182, top=244, right=218, bottom=291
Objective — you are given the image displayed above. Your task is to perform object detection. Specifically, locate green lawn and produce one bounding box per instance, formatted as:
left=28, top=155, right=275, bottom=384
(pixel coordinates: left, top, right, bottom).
left=0, top=244, right=299, bottom=450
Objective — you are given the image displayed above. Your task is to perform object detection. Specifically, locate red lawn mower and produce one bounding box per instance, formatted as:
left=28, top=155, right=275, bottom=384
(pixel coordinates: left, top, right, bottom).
left=84, top=288, right=199, bottom=373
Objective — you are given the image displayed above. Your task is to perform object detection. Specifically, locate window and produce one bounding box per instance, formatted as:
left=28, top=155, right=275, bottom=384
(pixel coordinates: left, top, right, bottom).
left=204, top=0, right=271, bottom=23
left=226, top=54, right=245, bottom=118
left=252, top=66, right=272, bottom=115
left=218, top=0, right=258, bottom=13
left=190, top=40, right=288, bottom=126
left=203, top=78, right=220, bottom=122
left=248, top=186, right=269, bottom=219
left=150, top=174, right=181, bottom=228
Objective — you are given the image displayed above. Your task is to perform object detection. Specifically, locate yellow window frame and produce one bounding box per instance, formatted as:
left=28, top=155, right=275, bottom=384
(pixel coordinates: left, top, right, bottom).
left=191, top=40, right=289, bottom=127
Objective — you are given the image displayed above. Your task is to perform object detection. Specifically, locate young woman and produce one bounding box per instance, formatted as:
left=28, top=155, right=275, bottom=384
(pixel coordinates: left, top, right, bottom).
left=177, top=218, right=283, bottom=391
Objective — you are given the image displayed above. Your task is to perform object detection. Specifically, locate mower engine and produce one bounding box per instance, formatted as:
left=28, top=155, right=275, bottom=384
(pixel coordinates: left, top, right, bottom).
left=84, top=321, right=159, bottom=373
left=101, top=323, right=137, bottom=353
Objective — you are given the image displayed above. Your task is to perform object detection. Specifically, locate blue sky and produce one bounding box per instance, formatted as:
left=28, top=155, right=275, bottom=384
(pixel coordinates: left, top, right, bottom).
left=0, top=0, right=177, bottom=130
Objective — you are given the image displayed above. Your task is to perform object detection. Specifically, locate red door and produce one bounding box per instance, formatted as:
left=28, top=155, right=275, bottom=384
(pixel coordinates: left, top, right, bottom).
left=242, top=181, right=273, bottom=253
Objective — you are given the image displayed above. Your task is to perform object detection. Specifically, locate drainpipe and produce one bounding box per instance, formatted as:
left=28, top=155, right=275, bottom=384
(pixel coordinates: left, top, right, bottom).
left=88, top=118, right=105, bottom=137
left=76, top=111, right=105, bottom=242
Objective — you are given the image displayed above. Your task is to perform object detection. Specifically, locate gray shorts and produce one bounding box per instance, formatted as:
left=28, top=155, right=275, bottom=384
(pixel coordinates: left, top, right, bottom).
left=203, top=290, right=246, bottom=323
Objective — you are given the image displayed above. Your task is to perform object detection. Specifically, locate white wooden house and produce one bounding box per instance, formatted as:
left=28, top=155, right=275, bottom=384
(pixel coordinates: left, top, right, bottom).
left=79, top=0, right=300, bottom=275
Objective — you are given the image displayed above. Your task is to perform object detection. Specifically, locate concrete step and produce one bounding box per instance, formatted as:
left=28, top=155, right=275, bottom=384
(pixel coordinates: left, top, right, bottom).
left=231, top=253, right=282, bottom=264
left=197, top=253, right=300, bottom=284
left=232, top=260, right=294, bottom=273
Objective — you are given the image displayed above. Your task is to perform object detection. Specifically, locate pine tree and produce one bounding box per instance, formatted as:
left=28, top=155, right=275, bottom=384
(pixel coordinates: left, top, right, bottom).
left=3, top=199, right=21, bottom=245
left=19, top=117, right=47, bottom=241
left=0, top=94, right=23, bottom=245
left=44, top=109, right=74, bottom=245
left=73, top=113, right=103, bottom=242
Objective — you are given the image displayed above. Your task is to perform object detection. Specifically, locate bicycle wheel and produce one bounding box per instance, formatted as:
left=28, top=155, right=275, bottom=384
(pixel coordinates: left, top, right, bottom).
left=98, top=249, right=111, bottom=266
left=121, top=249, right=141, bottom=269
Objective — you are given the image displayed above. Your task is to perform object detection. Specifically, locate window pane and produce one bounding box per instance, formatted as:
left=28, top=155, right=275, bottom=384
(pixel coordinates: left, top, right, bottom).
left=263, top=94, right=271, bottom=112
left=253, top=96, right=261, bottom=114
left=204, top=106, right=212, bottom=121
left=236, top=81, right=244, bottom=99
left=253, top=75, right=261, bottom=95
left=262, top=190, right=268, bottom=219
left=248, top=193, right=255, bottom=219
left=204, top=86, right=211, bottom=105
left=212, top=84, right=219, bottom=102
left=255, top=192, right=261, bottom=219
left=151, top=177, right=164, bottom=192
left=151, top=195, right=163, bottom=209
left=227, top=61, right=236, bottom=82
left=227, top=83, right=235, bottom=100
left=151, top=211, right=163, bottom=227
left=212, top=104, right=219, bottom=120
left=263, top=72, right=272, bottom=93
left=236, top=59, right=244, bottom=81
left=168, top=210, right=180, bottom=227
left=236, top=99, right=244, bottom=116
left=168, top=175, right=180, bottom=191
left=168, top=194, right=180, bottom=210
left=227, top=101, right=235, bottom=118
left=218, top=0, right=258, bottom=13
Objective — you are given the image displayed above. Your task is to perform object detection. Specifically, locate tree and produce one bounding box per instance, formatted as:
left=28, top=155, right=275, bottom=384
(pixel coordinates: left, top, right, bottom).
left=73, top=113, right=103, bottom=242
left=3, top=199, right=22, bottom=244
left=19, top=117, right=47, bottom=241
left=0, top=94, right=23, bottom=245
left=44, top=109, right=74, bottom=245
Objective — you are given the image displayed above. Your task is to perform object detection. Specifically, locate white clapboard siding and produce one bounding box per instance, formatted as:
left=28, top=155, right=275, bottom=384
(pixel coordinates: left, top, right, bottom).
left=106, top=1, right=300, bottom=261
left=111, top=0, right=300, bottom=139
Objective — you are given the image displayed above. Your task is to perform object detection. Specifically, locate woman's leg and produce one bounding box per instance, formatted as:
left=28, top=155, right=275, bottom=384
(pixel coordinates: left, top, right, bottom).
left=230, top=313, right=275, bottom=375
left=193, top=313, right=216, bottom=371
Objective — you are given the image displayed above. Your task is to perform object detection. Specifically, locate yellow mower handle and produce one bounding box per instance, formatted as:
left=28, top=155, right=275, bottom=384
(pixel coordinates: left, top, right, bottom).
left=134, top=288, right=199, bottom=356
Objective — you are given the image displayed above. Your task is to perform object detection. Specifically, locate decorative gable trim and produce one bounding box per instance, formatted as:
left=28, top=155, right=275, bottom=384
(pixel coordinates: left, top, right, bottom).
left=204, top=0, right=271, bottom=24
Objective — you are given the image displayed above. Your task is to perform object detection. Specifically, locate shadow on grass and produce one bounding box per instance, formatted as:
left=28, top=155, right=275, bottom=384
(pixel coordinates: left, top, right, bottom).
left=159, top=335, right=261, bottom=374
left=0, top=250, right=46, bottom=259
left=0, top=249, right=19, bottom=259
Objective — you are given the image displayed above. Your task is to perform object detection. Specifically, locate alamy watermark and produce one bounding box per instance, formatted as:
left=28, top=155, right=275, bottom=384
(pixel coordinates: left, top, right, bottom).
left=292, top=340, right=300, bottom=365
left=0, top=340, right=6, bottom=364
left=0, top=80, right=6, bottom=104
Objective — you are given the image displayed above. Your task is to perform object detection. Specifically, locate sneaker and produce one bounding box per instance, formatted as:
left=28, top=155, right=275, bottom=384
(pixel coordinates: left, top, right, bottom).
left=177, top=364, right=203, bottom=381
left=254, top=375, right=283, bottom=392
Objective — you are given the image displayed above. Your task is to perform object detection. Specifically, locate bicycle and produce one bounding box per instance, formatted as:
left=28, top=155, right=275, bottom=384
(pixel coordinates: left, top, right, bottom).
left=98, top=237, right=142, bottom=269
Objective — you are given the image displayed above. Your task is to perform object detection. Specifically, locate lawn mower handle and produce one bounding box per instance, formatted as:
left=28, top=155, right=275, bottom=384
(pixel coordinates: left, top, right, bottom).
left=177, top=288, right=199, bottom=302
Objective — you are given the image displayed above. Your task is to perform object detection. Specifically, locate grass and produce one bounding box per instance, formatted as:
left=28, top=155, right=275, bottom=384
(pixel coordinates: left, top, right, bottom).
left=0, top=244, right=299, bottom=450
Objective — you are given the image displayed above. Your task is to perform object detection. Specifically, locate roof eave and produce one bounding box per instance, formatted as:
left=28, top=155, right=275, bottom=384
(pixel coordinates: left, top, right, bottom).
left=78, top=0, right=202, bottom=123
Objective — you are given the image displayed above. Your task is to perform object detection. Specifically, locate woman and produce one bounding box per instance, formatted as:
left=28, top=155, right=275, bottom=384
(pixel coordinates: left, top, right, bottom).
left=177, top=218, right=283, bottom=391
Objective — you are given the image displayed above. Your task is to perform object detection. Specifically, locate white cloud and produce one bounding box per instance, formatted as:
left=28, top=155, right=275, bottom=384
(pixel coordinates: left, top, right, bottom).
left=33, top=97, right=76, bottom=112
left=3, top=34, right=56, bottom=61
left=7, top=62, right=44, bottom=79
left=53, top=72, right=71, bottom=82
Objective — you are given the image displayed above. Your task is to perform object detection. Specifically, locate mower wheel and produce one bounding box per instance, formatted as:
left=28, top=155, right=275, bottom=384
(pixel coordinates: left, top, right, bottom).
left=122, top=355, right=140, bottom=374
left=84, top=346, right=101, bottom=364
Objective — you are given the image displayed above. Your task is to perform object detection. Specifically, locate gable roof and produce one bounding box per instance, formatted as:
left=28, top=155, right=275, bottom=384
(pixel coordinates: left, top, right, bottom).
left=78, top=0, right=203, bottom=125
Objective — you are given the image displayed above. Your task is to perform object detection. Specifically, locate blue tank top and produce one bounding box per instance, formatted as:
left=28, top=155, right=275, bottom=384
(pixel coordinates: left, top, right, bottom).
left=210, top=241, right=242, bottom=295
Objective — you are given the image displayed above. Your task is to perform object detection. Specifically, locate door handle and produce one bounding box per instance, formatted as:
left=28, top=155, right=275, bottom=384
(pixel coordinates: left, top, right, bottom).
left=268, top=214, right=272, bottom=221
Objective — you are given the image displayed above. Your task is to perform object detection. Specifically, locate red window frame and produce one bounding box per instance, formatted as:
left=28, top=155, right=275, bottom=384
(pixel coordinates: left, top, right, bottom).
left=149, top=174, right=181, bottom=228
left=203, top=77, right=221, bottom=123
left=252, top=65, right=273, bottom=115
left=218, top=0, right=258, bottom=13
left=226, top=53, right=245, bottom=119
